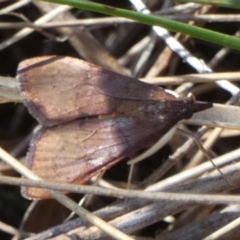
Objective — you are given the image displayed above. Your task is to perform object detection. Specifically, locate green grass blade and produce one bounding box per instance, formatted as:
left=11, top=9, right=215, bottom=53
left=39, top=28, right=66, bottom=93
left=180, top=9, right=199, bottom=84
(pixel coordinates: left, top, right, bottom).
left=41, top=0, right=240, bottom=51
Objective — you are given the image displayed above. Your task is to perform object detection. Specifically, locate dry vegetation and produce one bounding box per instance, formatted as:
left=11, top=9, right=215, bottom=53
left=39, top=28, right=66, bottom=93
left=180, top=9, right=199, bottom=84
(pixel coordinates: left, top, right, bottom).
left=0, top=1, right=240, bottom=240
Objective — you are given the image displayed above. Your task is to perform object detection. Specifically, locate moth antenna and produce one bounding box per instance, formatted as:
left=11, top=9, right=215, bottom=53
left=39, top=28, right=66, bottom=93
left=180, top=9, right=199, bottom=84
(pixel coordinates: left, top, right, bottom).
left=176, top=128, right=235, bottom=188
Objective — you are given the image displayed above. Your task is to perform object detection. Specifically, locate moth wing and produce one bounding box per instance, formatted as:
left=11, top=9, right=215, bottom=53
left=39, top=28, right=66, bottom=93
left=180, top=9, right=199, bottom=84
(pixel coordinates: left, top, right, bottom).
left=22, top=99, right=212, bottom=199
left=22, top=113, right=170, bottom=199
left=17, top=56, right=176, bottom=126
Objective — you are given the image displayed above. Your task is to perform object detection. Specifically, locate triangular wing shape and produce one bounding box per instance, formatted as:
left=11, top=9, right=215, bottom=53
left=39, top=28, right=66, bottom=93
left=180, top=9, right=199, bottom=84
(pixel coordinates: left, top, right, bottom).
left=18, top=56, right=212, bottom=199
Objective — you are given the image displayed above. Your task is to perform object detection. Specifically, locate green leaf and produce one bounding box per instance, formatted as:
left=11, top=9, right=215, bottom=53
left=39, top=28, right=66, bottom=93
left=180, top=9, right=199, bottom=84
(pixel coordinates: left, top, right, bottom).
left=41, top=0, right=240, bottom=51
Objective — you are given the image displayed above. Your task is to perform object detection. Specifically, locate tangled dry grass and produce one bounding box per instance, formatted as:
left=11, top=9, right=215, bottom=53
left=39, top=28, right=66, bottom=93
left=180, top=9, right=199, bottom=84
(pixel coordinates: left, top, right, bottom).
left=0, top=1, right=240, bottom=240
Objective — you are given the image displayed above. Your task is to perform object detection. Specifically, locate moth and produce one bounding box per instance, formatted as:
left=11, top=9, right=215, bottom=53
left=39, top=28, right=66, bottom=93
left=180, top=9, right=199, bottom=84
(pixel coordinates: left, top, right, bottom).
left=17, top=56, right=212, bottom=199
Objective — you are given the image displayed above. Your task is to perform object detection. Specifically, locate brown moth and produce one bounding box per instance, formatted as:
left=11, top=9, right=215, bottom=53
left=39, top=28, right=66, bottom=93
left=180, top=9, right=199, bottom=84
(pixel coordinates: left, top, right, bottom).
left=17, top=56, right=212, bottom=199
